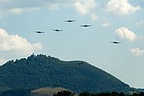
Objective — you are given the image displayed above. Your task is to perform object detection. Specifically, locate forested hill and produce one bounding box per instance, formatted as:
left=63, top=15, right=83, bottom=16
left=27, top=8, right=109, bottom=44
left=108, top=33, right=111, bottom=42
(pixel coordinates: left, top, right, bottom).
left=0, top=54, right=132, bottom=93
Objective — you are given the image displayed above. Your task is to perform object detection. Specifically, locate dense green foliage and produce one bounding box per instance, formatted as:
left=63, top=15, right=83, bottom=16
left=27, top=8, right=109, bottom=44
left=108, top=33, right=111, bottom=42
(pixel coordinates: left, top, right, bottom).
left=53, top=90, right=75, bottom=96
left=0, top=89, right=31, bottom=96
left=0, top=54, right=132, bottom=93
left=78, top=92, right=144, bottom=96
left=138, top=89, right=144, bottom=92
left=54, top=91, right=144, bottom=96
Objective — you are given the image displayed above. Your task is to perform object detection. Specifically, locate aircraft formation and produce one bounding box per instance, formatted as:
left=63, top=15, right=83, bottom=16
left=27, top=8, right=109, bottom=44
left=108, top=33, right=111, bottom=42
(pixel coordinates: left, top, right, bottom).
left=34, top=19, right=121, bottom=44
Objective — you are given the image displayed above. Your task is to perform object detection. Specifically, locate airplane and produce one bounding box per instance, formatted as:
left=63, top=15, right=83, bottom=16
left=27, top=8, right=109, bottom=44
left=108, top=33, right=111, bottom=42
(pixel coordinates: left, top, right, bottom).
left=80, top=24, right=92, bottom=27
left=65, top=20, right=76, bottom=22
left=34, top=31, right=44, bottom=33
left=52, top=29, right=63, bottom=32
left=111, top=41, right=121, bottom=44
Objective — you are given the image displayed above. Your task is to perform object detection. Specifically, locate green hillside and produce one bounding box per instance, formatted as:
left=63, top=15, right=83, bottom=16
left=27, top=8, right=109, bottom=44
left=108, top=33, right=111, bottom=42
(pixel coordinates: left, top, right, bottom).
left=0, top=54, right=132, bottom=93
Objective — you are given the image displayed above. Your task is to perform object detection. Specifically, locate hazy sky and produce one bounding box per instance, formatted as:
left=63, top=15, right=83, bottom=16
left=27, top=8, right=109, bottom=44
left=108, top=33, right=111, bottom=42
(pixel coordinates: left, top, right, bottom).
left=0, top=0, right=144, bottom=88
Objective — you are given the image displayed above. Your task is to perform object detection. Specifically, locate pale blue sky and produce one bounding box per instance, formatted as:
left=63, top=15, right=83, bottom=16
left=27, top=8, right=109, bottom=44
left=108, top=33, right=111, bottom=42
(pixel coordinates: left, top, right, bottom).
left=0, top=0, right=144, bottom=88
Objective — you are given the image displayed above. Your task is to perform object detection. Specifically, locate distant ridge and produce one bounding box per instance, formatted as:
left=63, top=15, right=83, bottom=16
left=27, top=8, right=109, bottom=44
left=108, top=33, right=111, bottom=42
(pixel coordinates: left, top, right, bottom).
left=138, top=89, right=144, bottom=92
left=31, top=87, right=70, bottom=96
left=0, top=54, right=132, bottom=93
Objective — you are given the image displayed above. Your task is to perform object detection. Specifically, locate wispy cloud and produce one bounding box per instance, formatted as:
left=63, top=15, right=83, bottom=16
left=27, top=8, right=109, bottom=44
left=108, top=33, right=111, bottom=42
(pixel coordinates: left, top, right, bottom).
left=106, top=0, right=140, bottom=15
left=0, top=0, right=75, bottom=16
left=74, top=0, right=96, bottom=15
left=115, top=27, right=137, bottom=41
left=0, top=0, right=98, bottom=20
left=90, top=13, right=97, bottom=21
left=129, top=0, right=144, bottom=8
left=0, top=0, right=142, bottom=21
left=73, top=0, right=99, bottom=21
left=9, top=8, right=24, bottom=14
left=101, top=18, right=111, bottom=27
left=136, top=20, right=144, bottom=27
left=0, top=28, right=42, bottom=55
left=130, top=48, right=144, bottom=56
left=102, top=22, right=111, bottom=27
